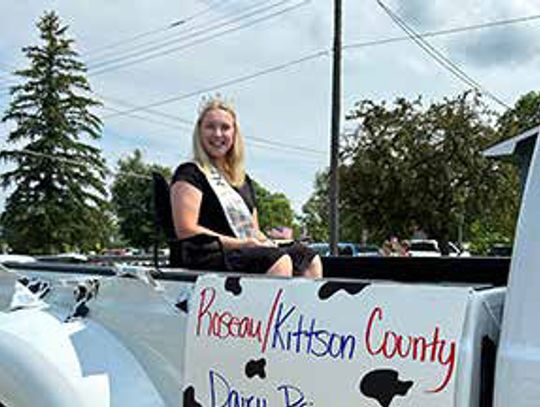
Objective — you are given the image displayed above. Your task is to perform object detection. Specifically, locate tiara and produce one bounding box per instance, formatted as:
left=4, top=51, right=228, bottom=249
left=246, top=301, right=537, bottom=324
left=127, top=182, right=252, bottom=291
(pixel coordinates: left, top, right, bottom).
left=197, top=93, right=236, bottom=114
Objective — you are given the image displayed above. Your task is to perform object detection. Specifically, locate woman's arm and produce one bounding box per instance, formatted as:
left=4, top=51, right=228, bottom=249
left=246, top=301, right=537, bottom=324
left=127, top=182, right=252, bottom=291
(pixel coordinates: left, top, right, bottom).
left=252, top=208, right=276, bottom=247
left=170, top=181, right=266, bottom=250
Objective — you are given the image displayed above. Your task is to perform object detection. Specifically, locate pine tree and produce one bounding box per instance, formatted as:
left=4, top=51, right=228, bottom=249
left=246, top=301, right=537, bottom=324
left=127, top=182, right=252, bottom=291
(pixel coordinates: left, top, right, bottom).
left=0, top=11, right=110, bottom=254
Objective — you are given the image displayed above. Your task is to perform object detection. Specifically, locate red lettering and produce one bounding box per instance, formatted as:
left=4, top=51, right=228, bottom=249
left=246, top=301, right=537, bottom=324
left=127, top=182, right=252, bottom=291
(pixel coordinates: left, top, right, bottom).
left=196, top=287, right=216, bottom=336
left=364, top=306, right=458, bottom=393
left=365, top=307, right=384, bottom=355
left=194, top=286, right=283, bottom=351
left=261, top=289, right=283, bottom=353
left=427, top=341, right=456, bottom=393
left=411, top=336, right=427, bottom=360
left=382, top=331, right=399, bottom=358
left=396, top=335, right=412, bottom=358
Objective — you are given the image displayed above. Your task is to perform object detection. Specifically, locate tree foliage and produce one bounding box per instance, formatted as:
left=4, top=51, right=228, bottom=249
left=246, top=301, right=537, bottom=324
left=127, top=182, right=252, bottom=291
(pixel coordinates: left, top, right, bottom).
left=498, top=91, right=540, bottom=136
left=110, top=150, right=171, bottom=250
left=252, top=180, right=295, bottom=234
left=0, top=11, right=110, bottom=253
left=302, top=92, right=520, bottom=250
left=301, top=171, right=329, bottom=242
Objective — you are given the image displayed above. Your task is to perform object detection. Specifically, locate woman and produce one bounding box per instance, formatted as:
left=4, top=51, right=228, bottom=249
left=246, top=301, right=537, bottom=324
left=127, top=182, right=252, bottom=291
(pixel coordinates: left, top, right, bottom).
left=170, top=98, right=322, bottom=278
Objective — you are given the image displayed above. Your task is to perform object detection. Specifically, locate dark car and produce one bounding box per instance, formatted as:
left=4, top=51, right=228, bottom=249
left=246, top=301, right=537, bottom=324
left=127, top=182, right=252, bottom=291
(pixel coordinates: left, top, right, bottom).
left=488, top=244, right=512, bottom=257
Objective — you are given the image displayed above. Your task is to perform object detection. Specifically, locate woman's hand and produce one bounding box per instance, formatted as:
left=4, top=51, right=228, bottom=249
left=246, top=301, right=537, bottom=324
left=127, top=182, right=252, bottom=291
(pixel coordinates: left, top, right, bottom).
left=242, top=237, right=276, bottom=248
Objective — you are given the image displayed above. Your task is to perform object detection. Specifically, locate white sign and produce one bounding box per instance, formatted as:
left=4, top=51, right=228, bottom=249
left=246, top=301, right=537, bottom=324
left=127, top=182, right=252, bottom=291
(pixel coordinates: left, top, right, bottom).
left=183, top=275, right=471, bottom=407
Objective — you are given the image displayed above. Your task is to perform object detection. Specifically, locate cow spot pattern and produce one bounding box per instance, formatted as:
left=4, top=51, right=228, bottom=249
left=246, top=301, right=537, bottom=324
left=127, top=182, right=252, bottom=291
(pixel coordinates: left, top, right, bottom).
left=318, top=281, right=370, bottom=301
left=245, top=358, right=266, bottom=379
left=360, top=369, right=413, bottom=407
left=224, top=277, right=242, bottom=296
left=183, top=385, right=202, bottom=407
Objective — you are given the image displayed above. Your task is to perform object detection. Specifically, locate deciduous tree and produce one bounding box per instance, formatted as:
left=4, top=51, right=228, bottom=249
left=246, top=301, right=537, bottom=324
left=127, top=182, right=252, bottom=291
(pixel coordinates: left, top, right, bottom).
left=303, top=92, right=520, bottom=251
left=252, top=180, right=295, bottom=235
left=110, top=149, right=171, bottom=250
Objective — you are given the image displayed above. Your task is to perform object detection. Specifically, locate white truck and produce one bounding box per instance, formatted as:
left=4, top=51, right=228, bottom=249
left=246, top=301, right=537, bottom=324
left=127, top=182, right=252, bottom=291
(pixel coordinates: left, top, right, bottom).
left=0, top=125, right=538, bottom=407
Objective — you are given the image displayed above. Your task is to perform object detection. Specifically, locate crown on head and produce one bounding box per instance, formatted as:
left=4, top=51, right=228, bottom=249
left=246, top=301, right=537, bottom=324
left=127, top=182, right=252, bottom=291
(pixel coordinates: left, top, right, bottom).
left=197, top=93, right=235, bottom=115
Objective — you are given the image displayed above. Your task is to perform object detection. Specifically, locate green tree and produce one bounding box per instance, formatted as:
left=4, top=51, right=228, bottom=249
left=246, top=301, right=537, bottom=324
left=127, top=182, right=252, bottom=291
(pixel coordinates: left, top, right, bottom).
left=110, top=150, right=171, bottom=250
left=303, top=92, right=520, bottom=250
left=301, top=171, right=329, bottom=242
left=343, top=92, right=519, bottom=246
left=252, top=180, right=295, bottom=235
left=301, top=168, right=376, bottom=244
left=464, top=91, right=540, bottom=253
left=498, top=91, right=540, bottom=136
left=342, top=92, right=517, bottom=249
left=0, top=11, right=110, bottom=254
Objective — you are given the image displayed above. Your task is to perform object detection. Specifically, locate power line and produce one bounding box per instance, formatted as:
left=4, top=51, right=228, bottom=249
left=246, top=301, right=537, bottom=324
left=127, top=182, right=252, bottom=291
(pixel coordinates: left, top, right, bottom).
left=3, top=9, right=531, bottom=148
left=100, top=105, right=193, bottom=132
left=85, top=0, right=271, bottom=63
left=91, top=11, right=538, bottom=120
left=376, top=0, right=511, bottom=110
left=0, top=70, right=326, bottom=158
left=101, top=50, right=328, bottom=118
left=2, top=11, right=539, bottom=84
left=97, top=93, right=194, bottom=126
left=101, top=104, right=326, bottom=156
left=343, top=13, right=540, bottom=51
left=2, top=132, right=324, bottom=184
left=2, top=147, right=152, bottom=180
left=89, top=0, right=310, bottom=76
left=83, top=1, right=231, bottom=59
left=87, top=0, right=299, bottom=68
left=2, top=11, right=539, bottom=78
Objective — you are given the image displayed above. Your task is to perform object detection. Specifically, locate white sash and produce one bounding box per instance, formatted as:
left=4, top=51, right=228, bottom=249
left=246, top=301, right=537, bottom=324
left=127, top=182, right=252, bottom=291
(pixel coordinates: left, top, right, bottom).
left=196, top=163, right=257, bottom=239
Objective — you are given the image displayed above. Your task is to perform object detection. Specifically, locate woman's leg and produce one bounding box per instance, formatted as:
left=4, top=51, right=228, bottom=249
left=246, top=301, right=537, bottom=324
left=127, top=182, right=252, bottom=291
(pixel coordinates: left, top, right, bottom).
left=302, top=255, right=323, bottom=279
left=267, top=254, right=293, bottom=277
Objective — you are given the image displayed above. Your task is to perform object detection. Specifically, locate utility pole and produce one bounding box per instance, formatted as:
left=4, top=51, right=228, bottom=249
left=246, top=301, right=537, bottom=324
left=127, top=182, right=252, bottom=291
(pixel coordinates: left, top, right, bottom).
left=329, top=0, right=342, bottom=255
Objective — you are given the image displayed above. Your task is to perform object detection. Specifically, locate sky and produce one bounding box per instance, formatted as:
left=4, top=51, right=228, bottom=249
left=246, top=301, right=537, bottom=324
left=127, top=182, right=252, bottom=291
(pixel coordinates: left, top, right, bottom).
left=1, top=0, right=539, bottom=213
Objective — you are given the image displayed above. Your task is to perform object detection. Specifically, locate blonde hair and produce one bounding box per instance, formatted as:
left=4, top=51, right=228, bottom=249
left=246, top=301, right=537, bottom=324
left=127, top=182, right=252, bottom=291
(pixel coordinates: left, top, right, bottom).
left=193, top=97, right=246, bottom=186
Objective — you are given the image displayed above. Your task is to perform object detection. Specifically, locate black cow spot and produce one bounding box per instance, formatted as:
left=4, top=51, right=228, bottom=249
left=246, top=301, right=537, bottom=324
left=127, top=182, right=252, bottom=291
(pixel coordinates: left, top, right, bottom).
left=318, top=282, right=369, bottom=301
left=18, top=278, right=51, bottom=299
left=245, top=358, right=266, bottom=379
left=38, top=285, right=51, bottom=299
left=72, top=302, right=90, bottom=319
left=65, top=302, right=90, bottom=322
left=225, top=277, right=242, bottom=296
left=18, top=277, right=29, bottom=286
left=75, top=285, right=88, bottom=302
left=176, top=299, right=189, bottom=313
left=360, top=369, right=413, bottom=407
left=183, top=386, right=202, bottom=407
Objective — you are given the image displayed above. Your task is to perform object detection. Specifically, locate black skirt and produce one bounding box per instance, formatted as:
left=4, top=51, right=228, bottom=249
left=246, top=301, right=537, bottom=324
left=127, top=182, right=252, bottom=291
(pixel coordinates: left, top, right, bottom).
left=225, top=242, right=317, bottom=275
left=170, top=234, right=317, bottom=275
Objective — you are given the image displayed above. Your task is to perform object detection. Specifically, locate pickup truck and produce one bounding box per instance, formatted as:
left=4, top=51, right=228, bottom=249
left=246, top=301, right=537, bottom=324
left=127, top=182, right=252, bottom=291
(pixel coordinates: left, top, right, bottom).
left=0, top=125, right=537, bottom=407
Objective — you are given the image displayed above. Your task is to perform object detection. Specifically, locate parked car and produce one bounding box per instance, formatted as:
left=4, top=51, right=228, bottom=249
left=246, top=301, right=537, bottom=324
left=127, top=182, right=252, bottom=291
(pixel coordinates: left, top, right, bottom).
left=308, top=242, right=380, bottom=257
left=0, top=254, right=36, bottom=264
left=355, top=244, right=381, bottom=257
left=408, top=239, right=441, bottom=257
left=488, top=243, right=513, bottom=257
left=408, top=240, right=470, bottom=257
left=35, top=253, right=89, bottom=263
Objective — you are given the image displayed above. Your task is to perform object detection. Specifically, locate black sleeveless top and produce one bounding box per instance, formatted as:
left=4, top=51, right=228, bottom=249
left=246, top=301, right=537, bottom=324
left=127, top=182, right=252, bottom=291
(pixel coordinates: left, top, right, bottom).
left=170, top=162, right=316, bottom=274
left=171, top=162, right=257, bottom=238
